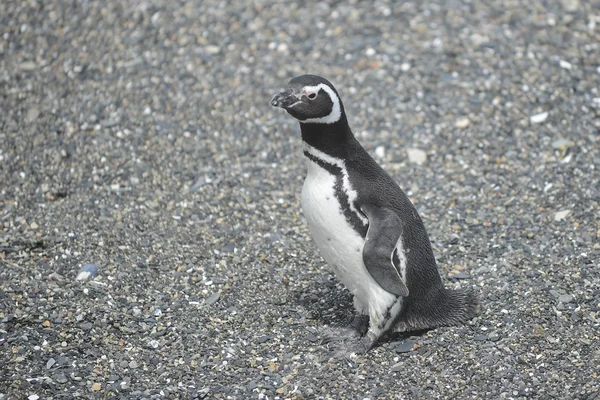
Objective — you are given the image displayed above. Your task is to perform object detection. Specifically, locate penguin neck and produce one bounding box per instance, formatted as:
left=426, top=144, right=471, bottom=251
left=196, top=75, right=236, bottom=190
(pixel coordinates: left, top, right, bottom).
left=299, top=115, right=357, bottom=159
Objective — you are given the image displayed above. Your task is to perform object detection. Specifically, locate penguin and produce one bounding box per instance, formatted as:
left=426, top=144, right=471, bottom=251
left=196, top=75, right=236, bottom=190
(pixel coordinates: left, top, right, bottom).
left=270, top=75, right=478, bottom=355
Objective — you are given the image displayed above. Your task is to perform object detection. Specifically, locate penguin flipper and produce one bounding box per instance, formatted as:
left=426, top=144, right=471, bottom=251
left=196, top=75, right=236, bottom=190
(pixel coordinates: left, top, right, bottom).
left=361, top=204, right=409, bottom=297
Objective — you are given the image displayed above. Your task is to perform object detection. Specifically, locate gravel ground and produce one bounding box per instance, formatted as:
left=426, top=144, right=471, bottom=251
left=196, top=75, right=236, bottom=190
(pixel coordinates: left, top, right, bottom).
left=1, top=0, right=599, bottom=399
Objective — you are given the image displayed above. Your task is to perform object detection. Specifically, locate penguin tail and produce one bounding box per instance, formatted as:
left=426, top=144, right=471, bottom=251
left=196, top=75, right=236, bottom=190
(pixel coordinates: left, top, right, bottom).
left=395, top=287, right=480, bottom=332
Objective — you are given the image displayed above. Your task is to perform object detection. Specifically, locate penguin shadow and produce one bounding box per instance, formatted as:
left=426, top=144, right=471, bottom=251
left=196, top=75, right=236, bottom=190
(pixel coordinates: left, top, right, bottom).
left=294, top=280, right=353, bottom=327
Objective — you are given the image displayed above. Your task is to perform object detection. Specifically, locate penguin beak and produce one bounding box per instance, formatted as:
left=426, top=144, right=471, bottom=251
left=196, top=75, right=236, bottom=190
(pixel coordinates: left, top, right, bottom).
left=270, top=88, right=301, bottom=109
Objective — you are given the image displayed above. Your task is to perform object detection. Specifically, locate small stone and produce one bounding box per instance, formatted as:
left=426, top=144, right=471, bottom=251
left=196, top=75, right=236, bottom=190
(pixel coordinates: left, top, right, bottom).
left=449, top=271, right=471, bottom=279
left=400, top=62, right=411, bottom=72
left=204, top=45, right=220, bottom=54
left=554, top=210, right=570, bottom=222
left=221, top=243, right=235, bottom=254
left=488, top=332, right=500, bottom=342
left=306, top=333, right=318, bottom=343
left=277, top=43, right=288, bottom=53
left=100, top=119, right=119, bottom=128
left=20, top=61, right=37, bottom=71
left=558, top=294, right=574, bottom=303
left=407, top=148, right=427, bottom=164
left=529, top=111, right=548, bottom=124
left=474, top=334, right=488, bottom=341
left=551, top=138, right=574, bottom=150
left=559, top=60, right=572, bottom=70
left=46, top=357, right=56, bottom=369
left=55, top=374, right=68, bottom=384
left=28, top=395, right=39, bottom=400
left=455, top=117, right=471, bottom=129
left=549, top=289, right=560, bottom=298
left=76, top=263, right=99, bottom=281
left=129, top=360, right=139, bottom=369
left=205, top=292, right=220, bottom=306
left=91, top=382, right=101, bottom=391
left=375, top=146, right=385, bottom=159
left=149, top=340, right=159, bottom=349
left=391, top=362, right=404, bottom=372
left=189, top=177, right=207, bottom=192
left=395, top=340, right=415, bottom=353
left=257, top=335, right=272, bottom=344
left=25, top=108, right=40, bottom=123
left=365, top=48, right=376, bottom=56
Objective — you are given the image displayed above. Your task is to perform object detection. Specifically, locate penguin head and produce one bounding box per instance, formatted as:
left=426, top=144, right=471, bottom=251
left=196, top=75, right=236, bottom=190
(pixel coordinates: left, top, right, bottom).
left=270, top=75, right=344, bottom=124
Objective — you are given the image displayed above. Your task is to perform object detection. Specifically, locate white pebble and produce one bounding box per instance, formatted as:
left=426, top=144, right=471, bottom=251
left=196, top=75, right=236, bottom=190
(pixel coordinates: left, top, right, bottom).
left=277, top=43, right=288, bottom=53
left=375, top=146, right=385, bottom=159
left=407, top=148, right=427, bottom=165
left=529, top=111, right=548, bottom=124
left=455, top=117, right=471, bottom=129
left=559, top=60, right=572, bottom=70
left=400, top=62, right=411, bottom=72
left=554, top=210, right=571, bottom=221
left=365, top=48, right=376, bottom=56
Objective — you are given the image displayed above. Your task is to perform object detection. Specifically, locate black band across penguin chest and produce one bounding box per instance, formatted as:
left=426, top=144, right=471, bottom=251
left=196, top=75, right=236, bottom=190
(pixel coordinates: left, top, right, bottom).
left=303, top=150, right=368, bottom=238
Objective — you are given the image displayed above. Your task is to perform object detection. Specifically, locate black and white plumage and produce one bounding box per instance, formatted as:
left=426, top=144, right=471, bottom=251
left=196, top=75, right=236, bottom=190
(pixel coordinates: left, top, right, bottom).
left=271, top=75, right=478, bottom=355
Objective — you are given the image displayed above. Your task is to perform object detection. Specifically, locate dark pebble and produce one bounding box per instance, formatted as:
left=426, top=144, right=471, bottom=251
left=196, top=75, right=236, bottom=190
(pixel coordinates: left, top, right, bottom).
left=450, top=272, right=471, bottom=280
left=205, top=292, right=220, bottom=306
left=221, top=243, right=235, bottom=254
left=76, top=263, right=99, bottom=281
left=558, top=294, right=574, bottom=303
left=395, top=340, right=415, bottom=353
left=306, top=333, right=318, bottom=343
left=257, top=335, right=273, bottom=344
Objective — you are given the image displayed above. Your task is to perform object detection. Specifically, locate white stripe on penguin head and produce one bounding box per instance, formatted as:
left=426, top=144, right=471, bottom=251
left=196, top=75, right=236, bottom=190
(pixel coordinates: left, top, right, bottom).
left=300, top=83, right=342, bottom=124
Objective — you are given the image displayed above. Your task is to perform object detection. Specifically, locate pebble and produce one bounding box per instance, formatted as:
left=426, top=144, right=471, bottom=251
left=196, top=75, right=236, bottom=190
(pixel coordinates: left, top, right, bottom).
left=46, top=357, right=56, bottom=369
left=19, top=61, right=37, bottom=71
left=205, top=292, right=220, bottom=306
left=25, top=108, right=40, bottom=123
left=450, top=271, right=471, bottom=279
left=395, top=340, right=415, bottom=353
left=28, top=396, right=39, bottom=400
left=374, top=146, right=385, bottom=159
left=76, top=263, right=99, bottom=281
left=488, top=332, right=500, bottom=342
left=189, top=177, right=207, bottom=192
left=306, top=333, right=318, bottom=343
left=221, top=243, right=235, bottom=254
left=551, top=138, right=574, bottom=150
left=55, top=374, right=68, bottom=384
left=530, top=111, right=549, bottom=124
left=406, top=148, right=427, bottom=164
left=554, top=210, right=571, bottom=222
left=455, top=117, right=471, bottom=129
left=559, top=60, right=572, bottom=70
left=558, top=294, right=574, bottom=303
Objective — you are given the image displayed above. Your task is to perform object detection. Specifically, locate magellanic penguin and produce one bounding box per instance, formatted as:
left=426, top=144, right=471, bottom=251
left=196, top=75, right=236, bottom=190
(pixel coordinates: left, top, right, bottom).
left=270, top=75, right=479, bottom=355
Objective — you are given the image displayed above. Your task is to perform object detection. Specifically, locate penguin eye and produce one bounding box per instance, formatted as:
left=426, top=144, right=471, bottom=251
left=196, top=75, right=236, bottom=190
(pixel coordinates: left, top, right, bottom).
left=306, top=91, right=317, bottom=100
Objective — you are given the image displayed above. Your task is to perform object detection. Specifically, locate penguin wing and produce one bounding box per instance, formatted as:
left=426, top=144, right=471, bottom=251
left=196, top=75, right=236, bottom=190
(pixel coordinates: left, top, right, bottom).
left=361, top=204, right=409, bottom=297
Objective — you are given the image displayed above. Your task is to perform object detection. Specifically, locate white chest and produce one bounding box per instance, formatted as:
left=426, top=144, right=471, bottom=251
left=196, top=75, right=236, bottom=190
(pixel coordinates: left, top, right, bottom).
left=301, top=160, right=368, bottom=294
